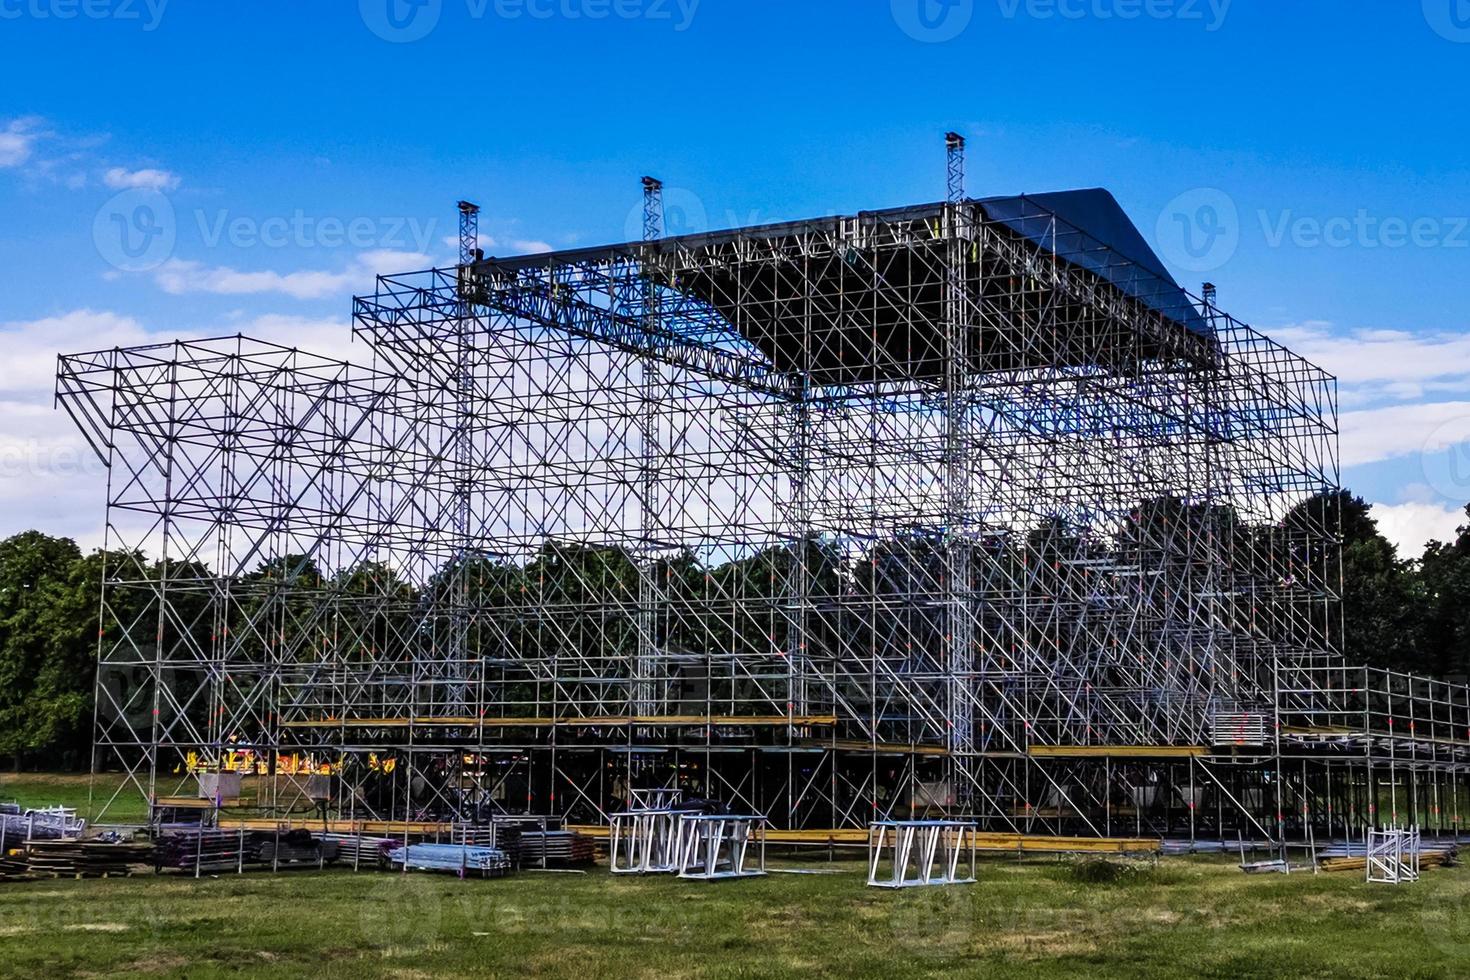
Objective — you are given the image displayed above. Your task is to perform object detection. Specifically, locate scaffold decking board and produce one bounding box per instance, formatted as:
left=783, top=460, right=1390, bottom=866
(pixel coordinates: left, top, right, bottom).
left=569, top=824, right=1159, bottom=853
left=1282, top=724, right=1470, bottom=750
left=280, top=714, right=839, bottom=729
left=811, top=739, right=953, bottom=757
left=152, top=796, right=240, bottom=808
left=1027, top=745, right=1209, bottom=759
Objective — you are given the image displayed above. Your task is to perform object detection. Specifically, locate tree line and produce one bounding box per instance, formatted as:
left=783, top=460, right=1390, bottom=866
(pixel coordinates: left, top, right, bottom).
left=4, top=491, right=1470, bottom=770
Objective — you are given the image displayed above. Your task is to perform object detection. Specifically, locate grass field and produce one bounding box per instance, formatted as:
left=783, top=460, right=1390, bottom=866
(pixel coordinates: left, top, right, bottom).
left=2, top=852, right=1470, bottom=978
left=0, top=772, right=149, bottom=825
left=6, top=773, right=1470, bottom=977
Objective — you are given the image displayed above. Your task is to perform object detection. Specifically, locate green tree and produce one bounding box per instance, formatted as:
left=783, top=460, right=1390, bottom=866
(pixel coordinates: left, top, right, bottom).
left=0, top=532, right=92, bottom=770
left=1288, top=491, right=1422, bottom=671
left=1416, top=504, right=1470, bottom=678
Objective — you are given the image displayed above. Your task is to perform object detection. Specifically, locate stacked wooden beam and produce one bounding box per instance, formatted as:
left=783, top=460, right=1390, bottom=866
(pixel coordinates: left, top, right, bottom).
left=24, top=840, right=153, bottom=878
left=0, top=846, right=29, bottom=882
left=1319, top=841, right=1458, bottom=874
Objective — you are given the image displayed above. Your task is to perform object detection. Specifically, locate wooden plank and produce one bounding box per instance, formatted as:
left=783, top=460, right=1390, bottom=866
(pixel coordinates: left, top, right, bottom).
left=152, top=796, right=240, bottom=809
left=1027, top=745, right=1209, bottom=759
left=280, top=714, right=838, bottom=730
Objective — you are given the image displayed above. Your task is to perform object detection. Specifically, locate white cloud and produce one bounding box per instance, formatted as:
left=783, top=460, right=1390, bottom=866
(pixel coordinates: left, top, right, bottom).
left=0, top=116, right=45, bottom=167
left=0, top=309, right=357, bottom=547
left=1274, top=321, right=1470, bottom=399
left=103, top=166, right=180, bottom=191
left=0, top=309, right=154, bottom=396
left=480, top=234, right=555, bottom=255
left=153, top=250, right=432, bottom=301
left=1268, top=321, right=1470, bottom=475
left=0, top=116, right=179, bottom=191
left=1339, top=401, right=1470, bottom=468
left=1371, top=501, right=1465, bottom=558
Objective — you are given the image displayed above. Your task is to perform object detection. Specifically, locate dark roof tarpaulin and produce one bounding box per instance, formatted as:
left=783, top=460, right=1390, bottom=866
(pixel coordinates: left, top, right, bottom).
left=977, top=189, right=1211, bottom=338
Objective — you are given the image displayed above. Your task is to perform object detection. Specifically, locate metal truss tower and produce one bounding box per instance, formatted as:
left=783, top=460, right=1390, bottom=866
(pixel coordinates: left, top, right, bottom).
left=56, top=156, right=1470, bottom=843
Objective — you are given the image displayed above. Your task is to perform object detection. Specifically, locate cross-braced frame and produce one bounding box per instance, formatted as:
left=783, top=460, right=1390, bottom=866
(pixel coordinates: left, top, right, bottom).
left=56, top=192, right=1470, bottom=842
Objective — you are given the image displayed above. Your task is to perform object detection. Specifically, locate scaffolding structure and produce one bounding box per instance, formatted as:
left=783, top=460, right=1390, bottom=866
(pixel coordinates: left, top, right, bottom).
left=56, top=152, right=1470, bottom=842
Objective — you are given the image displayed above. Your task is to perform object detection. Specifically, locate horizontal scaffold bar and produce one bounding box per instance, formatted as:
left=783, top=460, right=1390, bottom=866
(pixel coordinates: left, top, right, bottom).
left=279, top=714, right=839, bottom=729
left=570, top=824, right=1160, bottom=853
left=219, top=818, right=455, bottom=834
left=1027, top=745, right=1209, bottom=759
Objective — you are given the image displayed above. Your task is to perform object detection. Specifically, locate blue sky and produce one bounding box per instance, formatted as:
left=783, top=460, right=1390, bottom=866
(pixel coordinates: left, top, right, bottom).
left=2, top=0, right=1468, bottom=554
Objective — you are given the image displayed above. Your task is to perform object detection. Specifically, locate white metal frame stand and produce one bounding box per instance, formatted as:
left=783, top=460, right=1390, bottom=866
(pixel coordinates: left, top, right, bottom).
left=867, top=820, right=978, bottom=888
left=609, top=809, right=681, bottom=874
left=673, top=814, right=767, bottom=881
left=1367, top=826, right=1420, bottom=884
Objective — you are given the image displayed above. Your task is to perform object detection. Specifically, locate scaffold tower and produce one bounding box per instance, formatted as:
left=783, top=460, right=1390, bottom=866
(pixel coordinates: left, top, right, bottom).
left=56, top=141, right=1470, bottom=842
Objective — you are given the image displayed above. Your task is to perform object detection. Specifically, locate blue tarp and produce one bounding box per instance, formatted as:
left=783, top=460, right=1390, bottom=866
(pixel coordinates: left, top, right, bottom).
left=978, top=189, right=1212, bottom=338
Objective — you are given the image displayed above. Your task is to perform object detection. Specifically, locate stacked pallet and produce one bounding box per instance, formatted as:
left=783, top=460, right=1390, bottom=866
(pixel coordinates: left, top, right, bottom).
left=153, top=829, right=255, bottom=873
left=518, top=830, right=596, bottom=867
left=387, top=842, right=513, bottom=877
left=24, top=840, right=153, bottom=878
left=318, top=833, right=399, bottom=868
left=452, top=826, right=497, bottom=847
